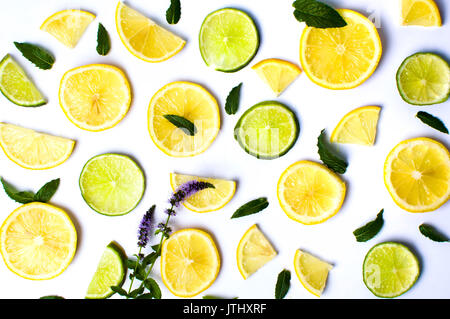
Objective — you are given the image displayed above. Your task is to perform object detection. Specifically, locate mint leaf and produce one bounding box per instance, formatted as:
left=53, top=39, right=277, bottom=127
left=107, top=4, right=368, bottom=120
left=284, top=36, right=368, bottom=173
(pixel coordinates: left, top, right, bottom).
left=34, top=178, right=60, bottom=203
left=144, top=278, right=162, bottom=299
left=110, top=286, right=129, bottom=297
left=275, top=269, right=291, bottom=299
left=416, top=111, right=448, bottom=134
left=317, top=129, right=348, bottom=174
left=14, top=42, right=55, bottom=70
left=353, top=209, right=384, bottom=242
left=163, top=114, right=197, bottom=136
left=293, top=0, right=347, bottom=28
left=166, top=0, right=181, bottom=24
left=231, top=197, right=269, bottom=219
left=225, top=83, right=242, bottom=115
left=96, top=23, right=111, bottom=56
left=1, top=177, right=35, bottom=204
left=419, top=224, right=449, bottom=242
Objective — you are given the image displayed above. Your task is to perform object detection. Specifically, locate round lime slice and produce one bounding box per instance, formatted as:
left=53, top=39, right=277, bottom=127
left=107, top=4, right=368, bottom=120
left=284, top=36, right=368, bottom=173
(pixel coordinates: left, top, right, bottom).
left=86, top=242, right=126, bottom=299
left=79, top=153, right=145, bottom=216
left=234, top=101, right=299, bottom=159
left=363, top=242, right=420, bottom=298
left=199, top=8, right=259, bottom=72
left=0, top=54, right=46, bottom=107
left=396, top=52, right=450, bottom=105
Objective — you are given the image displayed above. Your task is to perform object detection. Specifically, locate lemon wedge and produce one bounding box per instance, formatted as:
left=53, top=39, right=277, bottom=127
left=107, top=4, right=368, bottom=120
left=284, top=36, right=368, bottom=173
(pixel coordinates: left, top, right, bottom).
left=294, top=250, right=333, bottom=297
left=401, top=0, right=442, bottom=26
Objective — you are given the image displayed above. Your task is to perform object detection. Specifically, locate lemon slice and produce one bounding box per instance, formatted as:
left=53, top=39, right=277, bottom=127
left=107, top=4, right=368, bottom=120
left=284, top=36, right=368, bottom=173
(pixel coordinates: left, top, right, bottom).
left=170, top=173, right=236, bottom=213
left=0, top=202, right=77, bottom=280
left=384, top=137, right=450, bottom=212
left=0, top=123, right=75, bottom=170
left=300, top=9, right=382, bottom=90
left=148, top=81, right=220, bottom=157
left=161, top=229, right=220, bottom=297
left=236, top=224, right=277, bottom=279
left=277, top=161, right=346, bottom=225
left=401, top=0, right=442, bottom=26
left=294, top=250, right=333, bottom=297
left=41, top=9, right=95, bottom=48
left=59, top=64, right=131, bottom=131
left=116, top=2, right=185, bottom=62
left=331, top=106, right=381, bottom=146
left=252, top=59, right=302, bottom=96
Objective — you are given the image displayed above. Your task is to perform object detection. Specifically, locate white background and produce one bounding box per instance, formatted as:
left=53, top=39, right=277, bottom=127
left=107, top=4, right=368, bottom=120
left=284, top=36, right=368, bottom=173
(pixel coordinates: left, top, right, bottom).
left=0, top=0, right=449, bottom=299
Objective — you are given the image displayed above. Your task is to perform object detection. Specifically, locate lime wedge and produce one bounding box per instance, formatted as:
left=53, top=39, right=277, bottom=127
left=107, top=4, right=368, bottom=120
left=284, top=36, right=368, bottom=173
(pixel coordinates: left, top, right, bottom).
left=396, top=52, right=450, bottom=105
left=234, top=101, right=299, bottom=159
left=79, top=153, right=145, bottom=216
left=363, top=242, right=420, bottom=298
left=0, top=54, right=46, bottom=106
left=86, top=242, right=126, bottom=299
left=199, top=8, right=259, bottom=72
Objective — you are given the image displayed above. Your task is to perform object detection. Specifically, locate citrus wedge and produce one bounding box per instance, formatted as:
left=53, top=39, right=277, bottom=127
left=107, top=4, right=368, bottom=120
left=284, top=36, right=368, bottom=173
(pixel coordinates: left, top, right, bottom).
left=161, top=229, right=220, bottom=297
left=0, top=202, right=77, bottom=280
left=401, top=0, right=442, bottom=26
left=170, top=173, right=236, bottom=213
left=294, top=250, right=333, bottom=297
left=384, top=137, right=450, bottom=212
left=300, top=9, right=382, bottom=90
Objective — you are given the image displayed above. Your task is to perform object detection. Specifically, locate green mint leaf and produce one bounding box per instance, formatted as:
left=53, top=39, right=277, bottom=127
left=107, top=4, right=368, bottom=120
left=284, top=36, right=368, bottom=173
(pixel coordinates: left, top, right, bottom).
left=151, top=244, right=161, bottom=252
left=135, top=293, right=154, bottom=299
left=163, top=114, right=197, bottom=136
left=275, top=269, right=291, bottom=299
left=416, top=111, right=448, bottom=134
left=110, top=286, right=129, bottom=297
left=34, top=178, right=60, bottom=203
left=40, top=295, right=64, bottom=299
left=129, top=286, right=145, bottom=298
left=293, top=0, right=347, bottom=28
left=142, top=252, right=159, bottom=267
left=14, top=42, right=55, bottom=70
left=353, top=209, right=384, bottom=242
left=166, top=0, right=181, bottom=24
left=1, top=177, right=35, bottom=204
left=225, top=83, right=242, bottom=115
left=317, top=129, right=348, bottom=174
left=419, top=224, right=449, bottom=242
left=144, top=278, right=162, bottom=299
left=231, top=197, right=269, bottom=219
left=126, top=258, right=139, bottom=270
left=96, top=23, right=111, bottom=56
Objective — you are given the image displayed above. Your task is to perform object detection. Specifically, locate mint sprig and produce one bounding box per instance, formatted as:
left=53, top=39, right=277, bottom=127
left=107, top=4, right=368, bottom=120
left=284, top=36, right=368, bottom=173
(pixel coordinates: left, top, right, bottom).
left=225, top=83, right=242, bottom=115
left=317, top=129, right=348, bottom=174
left=166, top=0, right=181, bottom=24
left=419, top=224, right=449, bottom=242
left=353, top=209, right=384, bottom=242
left=231, top=197, right=269, bottom=219
left=96, top=23, right=111, bottom=56
left=1, top=177, right=60, bottom=204
left=275, top=269, right=291, bottom=299
left=416, top=111, right=448, bottom=134
left=163, top=114, right=197, bottom=136
left=14, top=42, right=55, bottom=70
left=293, top=0, right=347, bottom=28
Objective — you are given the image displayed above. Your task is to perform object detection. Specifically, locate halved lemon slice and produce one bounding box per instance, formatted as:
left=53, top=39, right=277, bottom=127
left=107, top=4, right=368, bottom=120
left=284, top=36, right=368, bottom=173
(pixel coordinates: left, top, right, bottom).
left=0, top=123, right=75, bottom=170
left=331, top=106, right=381, bottom=146
left=401, top=0, right=442, bottom=26
left=116, top=2, right=185, bottom=62
left=294, top=250, right=333, bottom=297
left=59, top=64, right=131, bottom=131
left=0, top=202, right=77, bottom=280
left=170, top=173, right=236, bottom=213
left=384, top=137, right=450, bottom=212
left=41, top=9, right=95, bottom=48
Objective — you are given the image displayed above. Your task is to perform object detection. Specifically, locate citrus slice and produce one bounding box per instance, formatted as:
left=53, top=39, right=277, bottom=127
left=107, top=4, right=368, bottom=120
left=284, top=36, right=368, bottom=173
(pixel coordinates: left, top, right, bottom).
left=401, top=0, right=442, bottom=26
left=252, top=58, right=302, bottom=96
left=0, top=202, right=77, bottom=280
left=396, top=53, right=450, bottom=105
left=116, top=2, right=185, bottom=62
left=86, top=242, right=126, bottom=299
left=331, top=106, right=381, bottom=146
left=59, top=64, right=131, bottom=131
left=199, top=8, right=259, bottom=72
left=278, top=161, right=346, bottom=225
left=384, top=137, right=450, bottom=212
left=79, top=154, right=145, bottom=216
left=300, top=9, right=382, bottom=90
left=294, top=250, right=333, bottom=297
left=363, top=242, right=420, bottom=298
left=170, top=173, right=236, bottom=213
left=0, top=54, right=46, bottom=107
left=236, top=224, right=277, bottom=279
left=161, top=229, right=220, bottom=297
left=234, top=101, right=299, bottom=159
left=0, top=123, right=75, bottom=170
left=148, top=81, right=220, bottom=157
left=41, top=9, right=95, bottom=48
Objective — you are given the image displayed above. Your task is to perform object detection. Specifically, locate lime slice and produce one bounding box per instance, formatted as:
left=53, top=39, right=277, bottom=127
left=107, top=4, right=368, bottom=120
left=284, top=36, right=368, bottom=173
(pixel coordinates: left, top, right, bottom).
left=86, top=242, right=126, bottom=299
left=0, top=55, right=45, bottom=107
left=199, top=8, right=259, bottom=72
left=234, top=101, right=299, bottom=159
left=396, top=52, right=450, bottom=105
left=363, top=242, right=420, bottom=298
left=79, top=153, right=145, bottom=216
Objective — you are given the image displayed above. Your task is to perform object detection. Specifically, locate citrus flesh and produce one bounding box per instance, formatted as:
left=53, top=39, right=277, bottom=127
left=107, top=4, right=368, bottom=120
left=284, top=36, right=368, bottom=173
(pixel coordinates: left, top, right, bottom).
left=401, top=0, right=442, bottom=26
left=294, top=250, right=333, bottom=297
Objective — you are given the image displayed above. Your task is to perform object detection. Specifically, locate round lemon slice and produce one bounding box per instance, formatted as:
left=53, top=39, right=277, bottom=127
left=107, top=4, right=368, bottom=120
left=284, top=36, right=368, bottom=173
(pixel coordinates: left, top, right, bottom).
left=401, top=0, right=442, bottom=26
left=294, top=250, right=333, bottom=297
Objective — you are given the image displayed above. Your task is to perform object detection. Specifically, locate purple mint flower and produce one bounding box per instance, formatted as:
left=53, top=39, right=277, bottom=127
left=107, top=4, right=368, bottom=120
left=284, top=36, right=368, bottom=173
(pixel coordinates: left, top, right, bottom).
left=168, top=180, right=214, bottom=208
left=137, top=205, right=155, bottom=248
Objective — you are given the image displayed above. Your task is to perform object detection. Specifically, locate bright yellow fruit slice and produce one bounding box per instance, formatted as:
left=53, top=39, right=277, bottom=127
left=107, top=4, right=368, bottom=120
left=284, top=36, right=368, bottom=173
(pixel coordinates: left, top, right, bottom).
left=278, top=161, right=346, bottom=225
left=300, top=9, right=382, bottom=90
left=252, top=58, right=302, bottom=96
left=116, top=2, right=185, bottom=62
left=237, top=224, right=277, bottom=279
left=41, top=10, right=95, bottom=48
left=170, top=173, right=236, bottom=213
left=294, top=250, right=333, bottom=297
left=148, top=81, right=220, bottom=157
left=384, top=137, right=450, bottom=212
left=59, top=64, right=131, bottom=131
left=161, top=229, right=220, bottom=297
left=401, top=0, right=442, bottom=26
left=331, top=106, right=381, bottom=146
left=0, top=202, right=77, bottom=280
left=0, top=123, right=75, bottom=170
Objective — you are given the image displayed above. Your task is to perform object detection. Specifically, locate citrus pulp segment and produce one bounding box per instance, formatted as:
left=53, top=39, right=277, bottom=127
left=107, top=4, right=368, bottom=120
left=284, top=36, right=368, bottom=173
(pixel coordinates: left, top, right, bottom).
left=401, top=0, right=442, bottom=26
left=294, top=250, right=333, bottom=297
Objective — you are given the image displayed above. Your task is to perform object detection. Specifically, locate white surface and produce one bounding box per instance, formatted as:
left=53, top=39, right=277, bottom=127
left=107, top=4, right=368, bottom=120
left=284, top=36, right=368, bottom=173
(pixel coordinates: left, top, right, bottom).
left=0, top=0, right=449, bottom=299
